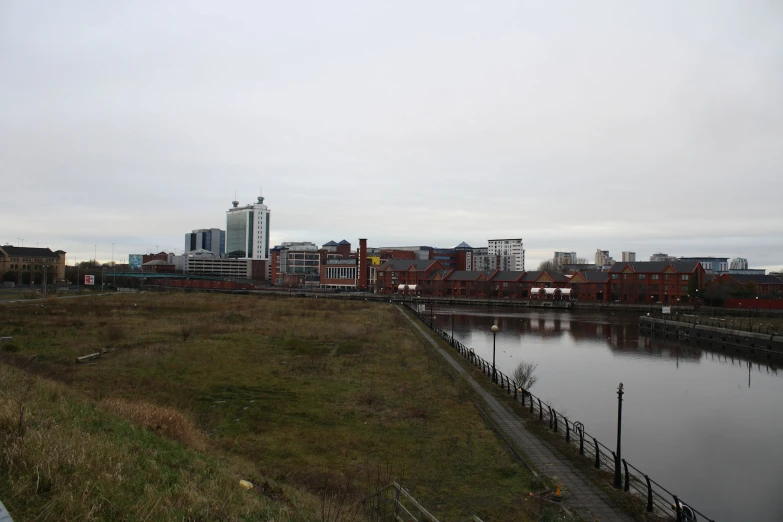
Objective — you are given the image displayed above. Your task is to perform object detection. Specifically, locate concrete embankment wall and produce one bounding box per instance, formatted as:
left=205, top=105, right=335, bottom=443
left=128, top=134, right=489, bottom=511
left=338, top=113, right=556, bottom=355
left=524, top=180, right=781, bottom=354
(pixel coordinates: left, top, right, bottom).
left=640, top=316, right=783, bottom=358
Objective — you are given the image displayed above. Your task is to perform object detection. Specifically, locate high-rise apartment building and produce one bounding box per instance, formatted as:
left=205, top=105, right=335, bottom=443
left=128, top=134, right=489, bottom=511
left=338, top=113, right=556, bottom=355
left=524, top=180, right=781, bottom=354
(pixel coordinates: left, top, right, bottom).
left=487, top=239, right=525, bottom=271
left=730, top=257, right=748, bottom=270
left=621, top=251, right=636, bottom=262
left=649, top=253, right=676, bottom=262
left=595, top=249, right=614, bottom=267
left=185, top=228, right=225, bottom=256
left=553, top=251, right=577, bottom=270
left=226, top=196, right=271, bottom=260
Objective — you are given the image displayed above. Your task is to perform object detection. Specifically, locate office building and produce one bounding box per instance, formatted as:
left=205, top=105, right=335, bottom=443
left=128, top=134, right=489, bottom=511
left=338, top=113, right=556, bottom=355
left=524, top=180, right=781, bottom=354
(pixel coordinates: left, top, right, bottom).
left=622, top=251, right=636, bottom=262
left=0, top=245, right=67, bottom=284
left=226, top=196, right=271, bottom=260
left=185, top=228, right=225, bottom=256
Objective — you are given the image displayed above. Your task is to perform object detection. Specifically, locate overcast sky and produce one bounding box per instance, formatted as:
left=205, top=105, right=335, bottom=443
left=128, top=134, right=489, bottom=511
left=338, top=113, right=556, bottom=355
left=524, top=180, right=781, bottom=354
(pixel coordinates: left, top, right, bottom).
left=1, top=1, right=781, bottom=270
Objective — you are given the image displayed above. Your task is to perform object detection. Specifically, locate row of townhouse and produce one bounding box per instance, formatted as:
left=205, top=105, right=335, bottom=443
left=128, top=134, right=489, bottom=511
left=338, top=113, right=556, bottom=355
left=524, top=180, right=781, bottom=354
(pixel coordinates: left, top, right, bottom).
left=376, top=260, right=709, bottom=304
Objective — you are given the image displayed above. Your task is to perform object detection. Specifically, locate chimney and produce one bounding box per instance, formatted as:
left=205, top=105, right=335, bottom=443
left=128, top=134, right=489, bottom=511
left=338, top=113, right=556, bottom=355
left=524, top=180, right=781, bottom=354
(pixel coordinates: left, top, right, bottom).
left=359, top=238, right=368, bottom=290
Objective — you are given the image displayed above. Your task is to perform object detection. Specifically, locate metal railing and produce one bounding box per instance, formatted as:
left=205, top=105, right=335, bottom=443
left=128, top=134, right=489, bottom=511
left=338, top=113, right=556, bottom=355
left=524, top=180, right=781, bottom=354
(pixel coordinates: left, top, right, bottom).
left=359, top=481, right=484, bottom=522
left=646, top=312, right=779, bottom=336
left=404, top=302, right=715, bottom=522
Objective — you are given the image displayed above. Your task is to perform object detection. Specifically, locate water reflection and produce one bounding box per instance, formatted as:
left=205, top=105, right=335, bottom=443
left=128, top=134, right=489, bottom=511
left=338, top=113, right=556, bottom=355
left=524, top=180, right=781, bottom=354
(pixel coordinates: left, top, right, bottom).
left=431, top=306, right=783, bottom=521
left=439, top=307, right=781, bottom=370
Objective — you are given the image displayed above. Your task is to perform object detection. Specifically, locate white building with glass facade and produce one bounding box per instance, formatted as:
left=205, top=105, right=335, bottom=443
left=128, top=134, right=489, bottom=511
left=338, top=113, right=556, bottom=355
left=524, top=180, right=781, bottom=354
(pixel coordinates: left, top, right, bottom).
left=226, top=196, right=270, bottom=260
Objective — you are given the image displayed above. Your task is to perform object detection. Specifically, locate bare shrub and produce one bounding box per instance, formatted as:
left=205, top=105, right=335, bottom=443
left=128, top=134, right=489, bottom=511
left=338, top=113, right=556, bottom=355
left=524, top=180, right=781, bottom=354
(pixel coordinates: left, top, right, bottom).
left=101, top=398, right=207, bottom=450
left=181, top=325, right=192, bottom=341
left=512, top=361, right=538, bottom=391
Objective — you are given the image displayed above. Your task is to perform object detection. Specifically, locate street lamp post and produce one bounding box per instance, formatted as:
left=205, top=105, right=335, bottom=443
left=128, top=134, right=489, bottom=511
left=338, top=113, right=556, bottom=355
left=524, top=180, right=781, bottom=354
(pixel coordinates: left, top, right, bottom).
left=614, top=383, right=624, bottom=489
left=451, top=312, right=454, bottom=339
left=491, top=324, right=499, bottom=383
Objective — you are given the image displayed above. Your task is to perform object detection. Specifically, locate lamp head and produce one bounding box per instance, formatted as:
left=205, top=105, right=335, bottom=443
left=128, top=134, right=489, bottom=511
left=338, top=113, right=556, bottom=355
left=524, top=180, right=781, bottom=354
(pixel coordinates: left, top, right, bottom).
left=491, top=324, right=499, bottom=333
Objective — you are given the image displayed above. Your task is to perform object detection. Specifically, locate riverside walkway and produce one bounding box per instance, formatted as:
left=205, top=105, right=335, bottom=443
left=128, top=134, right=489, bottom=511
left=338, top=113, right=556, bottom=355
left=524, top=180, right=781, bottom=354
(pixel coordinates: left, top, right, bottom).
left=399, top=307, right=633, bottom=522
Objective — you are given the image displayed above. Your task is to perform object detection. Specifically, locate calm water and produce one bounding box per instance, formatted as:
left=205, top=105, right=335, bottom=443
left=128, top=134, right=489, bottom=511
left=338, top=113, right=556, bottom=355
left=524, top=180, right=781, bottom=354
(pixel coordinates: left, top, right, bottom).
left=432, top=306, right=783, bottom=521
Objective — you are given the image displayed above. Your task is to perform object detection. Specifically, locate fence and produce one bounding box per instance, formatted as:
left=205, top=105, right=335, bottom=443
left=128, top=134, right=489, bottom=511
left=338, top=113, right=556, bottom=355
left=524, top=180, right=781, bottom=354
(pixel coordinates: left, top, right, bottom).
left=647, top=311, right=778, bottom=335
left=360, top=482, right=484, bottom=522
left=403, top=302, right=715, bottom=522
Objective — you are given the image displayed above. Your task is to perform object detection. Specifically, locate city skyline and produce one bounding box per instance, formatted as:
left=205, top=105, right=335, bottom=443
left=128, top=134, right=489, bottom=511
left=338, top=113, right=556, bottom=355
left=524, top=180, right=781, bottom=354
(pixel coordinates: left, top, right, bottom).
left=2, top=1, right=781, bottom=271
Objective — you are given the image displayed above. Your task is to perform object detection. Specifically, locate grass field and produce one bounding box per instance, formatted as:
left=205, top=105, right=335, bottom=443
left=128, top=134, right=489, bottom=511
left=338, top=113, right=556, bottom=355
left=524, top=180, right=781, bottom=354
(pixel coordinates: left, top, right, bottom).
left=0, top=292, right=538, bottom=521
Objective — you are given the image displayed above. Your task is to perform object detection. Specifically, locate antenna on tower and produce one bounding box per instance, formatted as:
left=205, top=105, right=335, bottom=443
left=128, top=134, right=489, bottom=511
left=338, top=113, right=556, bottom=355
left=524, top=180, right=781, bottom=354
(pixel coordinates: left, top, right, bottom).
left=232, top=191, right=239, bottom=208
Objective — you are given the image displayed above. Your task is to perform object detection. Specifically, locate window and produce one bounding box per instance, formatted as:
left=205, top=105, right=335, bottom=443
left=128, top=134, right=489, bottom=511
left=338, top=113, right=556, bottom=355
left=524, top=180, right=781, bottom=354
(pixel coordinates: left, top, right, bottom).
left=651, top=284, right=659, bottom=291
left=638, top=274, right=646, bottom=279
left=681, top=274, right=689, bottom=280
left=611, top=274, right=619, bottom=279
left=651, top=274, right=659, bottom=280
left=681, top=286, right=688, bottom=292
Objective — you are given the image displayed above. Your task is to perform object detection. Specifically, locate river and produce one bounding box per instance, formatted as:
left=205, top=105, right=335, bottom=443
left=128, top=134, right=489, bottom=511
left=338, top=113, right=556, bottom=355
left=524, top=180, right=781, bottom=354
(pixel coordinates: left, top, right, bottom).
left=431, top=305, right=783, bottom=521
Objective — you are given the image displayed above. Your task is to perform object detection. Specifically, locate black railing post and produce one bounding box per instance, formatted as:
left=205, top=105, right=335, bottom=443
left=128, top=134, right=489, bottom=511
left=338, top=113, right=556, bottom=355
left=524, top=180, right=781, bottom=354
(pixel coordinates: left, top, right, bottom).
left=594, top=438, right=600, bottom=469
left=614, top=382, right=624, bottom=489
left=645, top=475, right=653, bottom=512
left=491, top=324, right=498, bottom=384
left=538, top=398, right=543, bottom=421
left=575, top=422, right=584, bottom=455
left=553, top=410, right=558, bottom=433
left=514, top=383, right=518, bottom=401
left=565, top=419, right=570, bottom=442
left=622, top=459, right=630, bottom=492
left=674, top=495, right=683, bottom=522
left=529, top=394, right=534, bottom=414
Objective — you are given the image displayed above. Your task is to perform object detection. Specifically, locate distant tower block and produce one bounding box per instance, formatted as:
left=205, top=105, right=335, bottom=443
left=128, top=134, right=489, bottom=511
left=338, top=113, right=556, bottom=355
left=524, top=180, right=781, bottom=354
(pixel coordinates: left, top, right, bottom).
left=225, top=195, right=271, bottom=260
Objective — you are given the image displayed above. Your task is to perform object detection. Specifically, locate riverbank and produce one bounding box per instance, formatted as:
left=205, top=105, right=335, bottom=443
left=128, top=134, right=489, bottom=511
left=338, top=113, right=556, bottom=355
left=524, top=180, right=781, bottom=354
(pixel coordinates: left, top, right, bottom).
left=0, top=293, right=537, bottom=521
left=640, top=315, right=783, bottom=359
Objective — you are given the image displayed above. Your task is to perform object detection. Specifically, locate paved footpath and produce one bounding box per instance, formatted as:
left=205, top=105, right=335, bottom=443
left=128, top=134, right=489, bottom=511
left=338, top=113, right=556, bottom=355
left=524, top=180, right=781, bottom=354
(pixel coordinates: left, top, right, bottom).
left=400, top=308, right=633, bottom=522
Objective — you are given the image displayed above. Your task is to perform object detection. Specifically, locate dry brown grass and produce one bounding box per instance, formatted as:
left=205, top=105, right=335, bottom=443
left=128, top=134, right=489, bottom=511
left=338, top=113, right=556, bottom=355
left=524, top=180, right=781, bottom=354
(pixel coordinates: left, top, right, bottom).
left=101, top=397, right=207, bottom=451
left=0, top=364, right=323, bottom=522
left=0, top=292, right=536, bottom=521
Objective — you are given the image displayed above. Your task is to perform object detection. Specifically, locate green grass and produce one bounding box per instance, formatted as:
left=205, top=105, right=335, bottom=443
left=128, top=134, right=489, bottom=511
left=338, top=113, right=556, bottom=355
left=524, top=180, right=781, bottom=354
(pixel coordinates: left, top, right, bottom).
left=0, top=293, right=537, bottom=521
left=0, top=364, right=311, bottom=521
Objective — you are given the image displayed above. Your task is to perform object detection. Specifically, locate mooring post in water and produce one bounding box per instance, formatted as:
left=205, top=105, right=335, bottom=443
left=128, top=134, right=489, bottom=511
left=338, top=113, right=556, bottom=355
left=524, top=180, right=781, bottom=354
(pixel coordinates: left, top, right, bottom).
left=614, top=382, right=624, bottom=489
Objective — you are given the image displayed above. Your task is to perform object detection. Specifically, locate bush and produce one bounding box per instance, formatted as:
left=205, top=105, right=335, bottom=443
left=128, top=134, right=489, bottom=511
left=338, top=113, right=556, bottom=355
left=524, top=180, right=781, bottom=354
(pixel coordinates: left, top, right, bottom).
left=512, top=361, right=538, bottom=391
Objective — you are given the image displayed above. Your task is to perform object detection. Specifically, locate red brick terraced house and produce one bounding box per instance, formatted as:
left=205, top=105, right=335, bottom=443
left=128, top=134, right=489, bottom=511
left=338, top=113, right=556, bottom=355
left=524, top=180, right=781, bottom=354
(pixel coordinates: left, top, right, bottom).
left=376, top=260, right=445, bottom=294
left=568, top=271, right=610, bottom=302
left=488, top=270, right=526, bottom=298
left=520, top=271, right=571, bottom=298
left=607, top=261, right=705, bottom=304
left=440, top=271, right=493, bottom=297
left=706, top=273, right=783, bottom=299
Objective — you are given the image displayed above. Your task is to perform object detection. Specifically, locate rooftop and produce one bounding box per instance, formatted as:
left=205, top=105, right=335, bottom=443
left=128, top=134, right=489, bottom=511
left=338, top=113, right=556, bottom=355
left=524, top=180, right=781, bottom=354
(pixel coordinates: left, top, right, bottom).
left=609, top=261, right=701, bottom=273
left=0, top=246, right=62, bottom=257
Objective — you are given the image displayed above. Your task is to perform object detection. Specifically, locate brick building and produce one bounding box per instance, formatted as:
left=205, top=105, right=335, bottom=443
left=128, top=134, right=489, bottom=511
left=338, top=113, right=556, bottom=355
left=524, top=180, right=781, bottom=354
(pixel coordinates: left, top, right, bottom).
left=607, top=261, right=705, bottom=304
left=568, top=271, right=610, bottom=302
left=0, top=246, right=67, bottom=284
left=705, top=273, right=783, bottom=299
left=376, top=260, right=445, bottom=294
